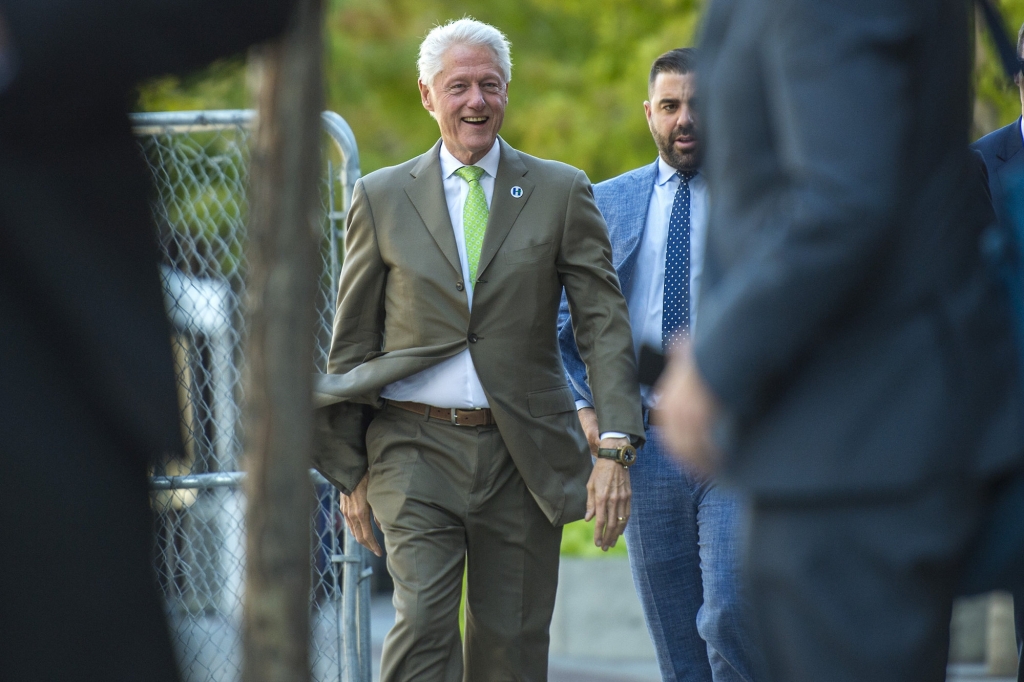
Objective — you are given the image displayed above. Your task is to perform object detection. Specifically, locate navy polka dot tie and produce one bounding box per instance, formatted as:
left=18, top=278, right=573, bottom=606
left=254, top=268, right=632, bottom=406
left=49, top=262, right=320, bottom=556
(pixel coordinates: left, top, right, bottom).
left=662, top=171, right=696, bottom=350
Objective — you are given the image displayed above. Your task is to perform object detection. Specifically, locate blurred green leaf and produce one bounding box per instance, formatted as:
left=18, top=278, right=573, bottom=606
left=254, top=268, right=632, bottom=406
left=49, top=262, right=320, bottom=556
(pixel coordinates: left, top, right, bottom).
left=137, top=0, right=705, bottom=181
left=137, top=2, right=1024, bottom=161
left=560, top=518, right=628, bottom=558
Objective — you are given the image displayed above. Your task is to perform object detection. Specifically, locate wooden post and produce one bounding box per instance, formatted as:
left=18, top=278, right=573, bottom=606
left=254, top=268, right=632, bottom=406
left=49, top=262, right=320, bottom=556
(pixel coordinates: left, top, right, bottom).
left=242, top=0, right=323, bottom=680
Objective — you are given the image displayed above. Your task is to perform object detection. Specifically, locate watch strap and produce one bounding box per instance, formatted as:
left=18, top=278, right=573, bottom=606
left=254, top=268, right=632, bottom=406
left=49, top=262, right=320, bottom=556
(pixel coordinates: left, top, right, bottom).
left=596, top=445, right=637, bottom=467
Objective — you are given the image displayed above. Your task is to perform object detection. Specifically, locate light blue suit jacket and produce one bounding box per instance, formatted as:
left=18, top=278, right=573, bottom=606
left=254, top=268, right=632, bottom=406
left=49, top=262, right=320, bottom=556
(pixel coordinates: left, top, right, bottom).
left=558, top=160, right=658, bottom=404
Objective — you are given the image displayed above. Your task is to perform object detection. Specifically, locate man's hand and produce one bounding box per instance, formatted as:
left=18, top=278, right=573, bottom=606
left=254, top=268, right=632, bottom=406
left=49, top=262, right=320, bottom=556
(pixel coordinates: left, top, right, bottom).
left=656, top=342, right=721, bottom=476
left=340, top=473, right=383, bottom=557
left=585, top=437, right=632, bottom=550
left=577, top=407, right=601, bottom=457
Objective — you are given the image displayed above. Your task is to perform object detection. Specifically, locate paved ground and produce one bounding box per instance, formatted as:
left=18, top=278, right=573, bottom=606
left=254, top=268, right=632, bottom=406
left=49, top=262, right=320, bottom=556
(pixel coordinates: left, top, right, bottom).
left=370, top=596, right=1016, bottom=682
left=948, top=666, right=1015, bottom=682
left=370, top=596, right=661, bottom=682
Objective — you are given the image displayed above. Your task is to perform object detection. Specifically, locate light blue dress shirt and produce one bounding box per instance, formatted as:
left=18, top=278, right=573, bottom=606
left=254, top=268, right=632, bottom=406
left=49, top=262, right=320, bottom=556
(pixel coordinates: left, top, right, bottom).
left=577, top=157, right=709, bottom=411
left=629, top=158, right=709, bottom=351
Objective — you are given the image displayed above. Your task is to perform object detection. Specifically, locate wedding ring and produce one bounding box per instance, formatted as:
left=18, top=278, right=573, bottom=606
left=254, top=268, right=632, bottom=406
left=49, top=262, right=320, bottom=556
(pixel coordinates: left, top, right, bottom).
left=617, top=516, right=625, bottom=521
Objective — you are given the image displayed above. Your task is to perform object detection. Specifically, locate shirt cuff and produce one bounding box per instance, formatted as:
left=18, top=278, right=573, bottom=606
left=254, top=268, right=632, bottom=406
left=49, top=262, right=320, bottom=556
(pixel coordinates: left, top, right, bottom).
left=575, top=399, right=594, bottom=411
left=599, top=431, right=629, bottom=441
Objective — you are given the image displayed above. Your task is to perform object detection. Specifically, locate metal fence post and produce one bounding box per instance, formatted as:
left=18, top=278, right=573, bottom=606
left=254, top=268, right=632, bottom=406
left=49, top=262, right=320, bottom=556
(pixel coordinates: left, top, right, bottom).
left=341, top=530, right=361, bottom=682
left=135, top=109, right=365, bottom=682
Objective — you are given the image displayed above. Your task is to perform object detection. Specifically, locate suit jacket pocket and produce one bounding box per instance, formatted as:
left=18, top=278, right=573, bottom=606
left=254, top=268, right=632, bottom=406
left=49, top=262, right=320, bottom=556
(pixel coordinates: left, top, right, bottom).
left=505, top=240, right=553, bottom=264
left=527, top=386, right=576, bottom=417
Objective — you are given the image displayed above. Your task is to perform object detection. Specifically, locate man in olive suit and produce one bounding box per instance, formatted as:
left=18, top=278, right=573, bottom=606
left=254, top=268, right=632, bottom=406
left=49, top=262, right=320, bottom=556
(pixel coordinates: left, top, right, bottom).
left=313, top=18, right=644, bottom=682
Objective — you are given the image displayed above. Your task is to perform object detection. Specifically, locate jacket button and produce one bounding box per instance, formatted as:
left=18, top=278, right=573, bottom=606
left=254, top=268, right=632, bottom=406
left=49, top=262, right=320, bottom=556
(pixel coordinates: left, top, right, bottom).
left=468, top=333, right=478, bottom=343
left=456, top=281, right=464, bottom=291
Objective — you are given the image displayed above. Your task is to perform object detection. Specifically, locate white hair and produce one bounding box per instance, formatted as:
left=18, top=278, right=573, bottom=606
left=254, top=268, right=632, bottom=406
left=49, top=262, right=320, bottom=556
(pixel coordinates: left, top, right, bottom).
left=417, top=18, right=512, bottom=88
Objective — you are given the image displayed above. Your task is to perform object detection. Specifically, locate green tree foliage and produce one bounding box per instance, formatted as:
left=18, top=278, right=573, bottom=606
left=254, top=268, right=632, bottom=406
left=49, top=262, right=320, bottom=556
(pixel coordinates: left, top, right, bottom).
left=138, top=1, right=1024, bottom=171
left=138, top=0, right=703, bottom=182
left=560, top=518, right=628, bottom=557
left=138, top=2, right=1024, bottom=172
left=323, top=0, right=703, bottom=181
left=138, top=58, right=250, bottom=113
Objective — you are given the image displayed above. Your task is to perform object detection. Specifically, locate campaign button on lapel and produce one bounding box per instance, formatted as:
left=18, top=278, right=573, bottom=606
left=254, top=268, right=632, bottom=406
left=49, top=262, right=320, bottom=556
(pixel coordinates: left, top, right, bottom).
left=511, top=186, right=523, bottom=198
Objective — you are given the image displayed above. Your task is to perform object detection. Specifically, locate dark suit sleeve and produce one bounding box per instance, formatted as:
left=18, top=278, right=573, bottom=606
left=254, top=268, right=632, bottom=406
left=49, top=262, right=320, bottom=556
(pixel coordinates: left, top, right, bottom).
left=314, top=179, right=386, bottom=494
left=971, top=149, right=994, bottom=203
left=558, top=170, right=644, bottom=441
left=694, top=0, right=917, bottom=414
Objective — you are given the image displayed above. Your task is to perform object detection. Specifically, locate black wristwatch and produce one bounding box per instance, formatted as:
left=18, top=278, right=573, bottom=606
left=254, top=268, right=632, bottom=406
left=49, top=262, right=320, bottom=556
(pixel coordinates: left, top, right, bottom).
left=596, top=444, right=637, bottom=468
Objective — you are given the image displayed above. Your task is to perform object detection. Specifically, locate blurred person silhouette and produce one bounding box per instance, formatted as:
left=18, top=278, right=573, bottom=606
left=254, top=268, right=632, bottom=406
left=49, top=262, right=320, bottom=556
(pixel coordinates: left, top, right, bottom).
left=311, top=18, right=644, bottom=682
left=558, top=47, right=764, bottom=682
left=0, top=2, right=293, bottom=680
left=971, top=17, right=1024, bottom=682
left=656, top=1, right=1024, bottom=681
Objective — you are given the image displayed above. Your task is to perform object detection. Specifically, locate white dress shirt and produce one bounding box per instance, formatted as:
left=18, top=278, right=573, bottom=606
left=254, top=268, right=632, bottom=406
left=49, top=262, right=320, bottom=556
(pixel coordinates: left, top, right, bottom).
left=577, top=157, right=709, bottom=411
left=379, top=139, right=501, bottom=408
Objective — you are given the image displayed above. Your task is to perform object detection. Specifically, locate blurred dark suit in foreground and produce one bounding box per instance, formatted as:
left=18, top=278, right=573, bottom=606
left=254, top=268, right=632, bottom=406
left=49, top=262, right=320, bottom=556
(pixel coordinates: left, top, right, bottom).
left=973, top=69, right=1024, bottom=680
left=690, top=0, right=1024, bottom=679
left=0, top=2, right=291, bottom=680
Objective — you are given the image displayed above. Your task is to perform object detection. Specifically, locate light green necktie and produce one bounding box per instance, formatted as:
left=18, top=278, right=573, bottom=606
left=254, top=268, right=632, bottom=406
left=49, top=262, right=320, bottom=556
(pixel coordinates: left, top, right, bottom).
left=454, top=165, right=488, bottom=283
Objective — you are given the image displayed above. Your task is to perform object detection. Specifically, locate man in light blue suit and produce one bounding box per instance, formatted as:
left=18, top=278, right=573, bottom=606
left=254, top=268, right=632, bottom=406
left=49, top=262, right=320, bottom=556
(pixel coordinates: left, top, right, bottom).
left=558, top=48, right=762, bottom=682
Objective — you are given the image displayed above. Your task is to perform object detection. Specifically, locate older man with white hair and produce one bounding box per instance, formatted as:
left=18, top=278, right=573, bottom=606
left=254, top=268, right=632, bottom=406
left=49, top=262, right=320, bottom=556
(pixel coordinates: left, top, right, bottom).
left=313, top=17, right=644, bottom=682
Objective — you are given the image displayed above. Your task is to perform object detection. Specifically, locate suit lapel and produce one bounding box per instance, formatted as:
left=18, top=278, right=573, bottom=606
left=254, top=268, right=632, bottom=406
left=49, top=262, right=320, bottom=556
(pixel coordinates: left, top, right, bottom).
left=996, top=120, right=1024, bottom=208
left=477, top=138, right=534, bottom=280
left=996, top=117, right=1024, bottom=163
left=616, top=161, right=659, bottom=294
left=404, top=140, right=462, bottom=276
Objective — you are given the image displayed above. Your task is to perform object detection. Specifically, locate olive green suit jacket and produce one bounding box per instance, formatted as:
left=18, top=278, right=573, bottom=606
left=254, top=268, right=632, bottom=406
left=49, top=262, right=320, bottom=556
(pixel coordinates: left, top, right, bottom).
left=313, top=138, right=643, bottom=525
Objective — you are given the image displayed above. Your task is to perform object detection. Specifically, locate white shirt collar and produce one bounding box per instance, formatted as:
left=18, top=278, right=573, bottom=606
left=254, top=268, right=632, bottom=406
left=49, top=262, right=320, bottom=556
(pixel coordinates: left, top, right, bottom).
left=656, top=156, right=700, bottom=186
left=440, top=137, right=501, bottom=180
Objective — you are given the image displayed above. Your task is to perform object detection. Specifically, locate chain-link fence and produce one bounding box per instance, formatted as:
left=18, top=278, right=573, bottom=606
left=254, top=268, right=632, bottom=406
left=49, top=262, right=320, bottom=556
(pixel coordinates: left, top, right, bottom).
left=131, top=110, right=370, bottom=682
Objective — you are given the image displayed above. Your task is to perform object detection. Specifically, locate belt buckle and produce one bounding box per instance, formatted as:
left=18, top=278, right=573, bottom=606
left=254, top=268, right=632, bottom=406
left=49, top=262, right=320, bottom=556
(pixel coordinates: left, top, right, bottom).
left=450, top=407, right=483, bottom=426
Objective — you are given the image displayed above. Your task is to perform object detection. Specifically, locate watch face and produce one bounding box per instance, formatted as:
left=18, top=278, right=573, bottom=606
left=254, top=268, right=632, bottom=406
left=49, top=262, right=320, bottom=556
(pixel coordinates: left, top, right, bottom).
left=622, top=447, right=637, bottom=466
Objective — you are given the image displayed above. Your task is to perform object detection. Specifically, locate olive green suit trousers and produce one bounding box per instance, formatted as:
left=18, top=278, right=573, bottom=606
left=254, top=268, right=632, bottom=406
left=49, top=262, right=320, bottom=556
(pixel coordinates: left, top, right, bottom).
left=368, top=404, right=561, bottom=681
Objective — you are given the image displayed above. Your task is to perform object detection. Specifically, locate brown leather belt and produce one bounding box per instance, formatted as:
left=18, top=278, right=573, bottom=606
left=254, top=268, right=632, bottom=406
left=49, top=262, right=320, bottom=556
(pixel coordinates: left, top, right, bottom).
left=388, top=400, right=496, bottom=427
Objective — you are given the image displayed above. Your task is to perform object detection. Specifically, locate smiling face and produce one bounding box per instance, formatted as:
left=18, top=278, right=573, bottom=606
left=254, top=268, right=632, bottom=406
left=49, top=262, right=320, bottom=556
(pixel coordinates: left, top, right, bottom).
left=645, top=70, right=700, bottom=173
left=419, top=43, right=508, bottom=165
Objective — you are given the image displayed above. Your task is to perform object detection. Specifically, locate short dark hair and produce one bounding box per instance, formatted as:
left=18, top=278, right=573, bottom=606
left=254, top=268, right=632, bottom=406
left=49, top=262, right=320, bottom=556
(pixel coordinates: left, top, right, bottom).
left=649, top=48, right=698, bottom=90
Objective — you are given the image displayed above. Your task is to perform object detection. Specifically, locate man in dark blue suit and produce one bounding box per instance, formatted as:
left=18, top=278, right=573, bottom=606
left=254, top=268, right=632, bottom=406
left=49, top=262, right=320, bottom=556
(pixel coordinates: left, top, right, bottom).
left=972, top=20, right=1024, bottom=682
left=659, top=1, right=1024, bottom=680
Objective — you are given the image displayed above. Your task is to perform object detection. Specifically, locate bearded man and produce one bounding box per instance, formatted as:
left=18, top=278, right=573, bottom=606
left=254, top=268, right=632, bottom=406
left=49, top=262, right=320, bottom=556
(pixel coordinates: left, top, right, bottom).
left=559, top=48, right=763, bottom=682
